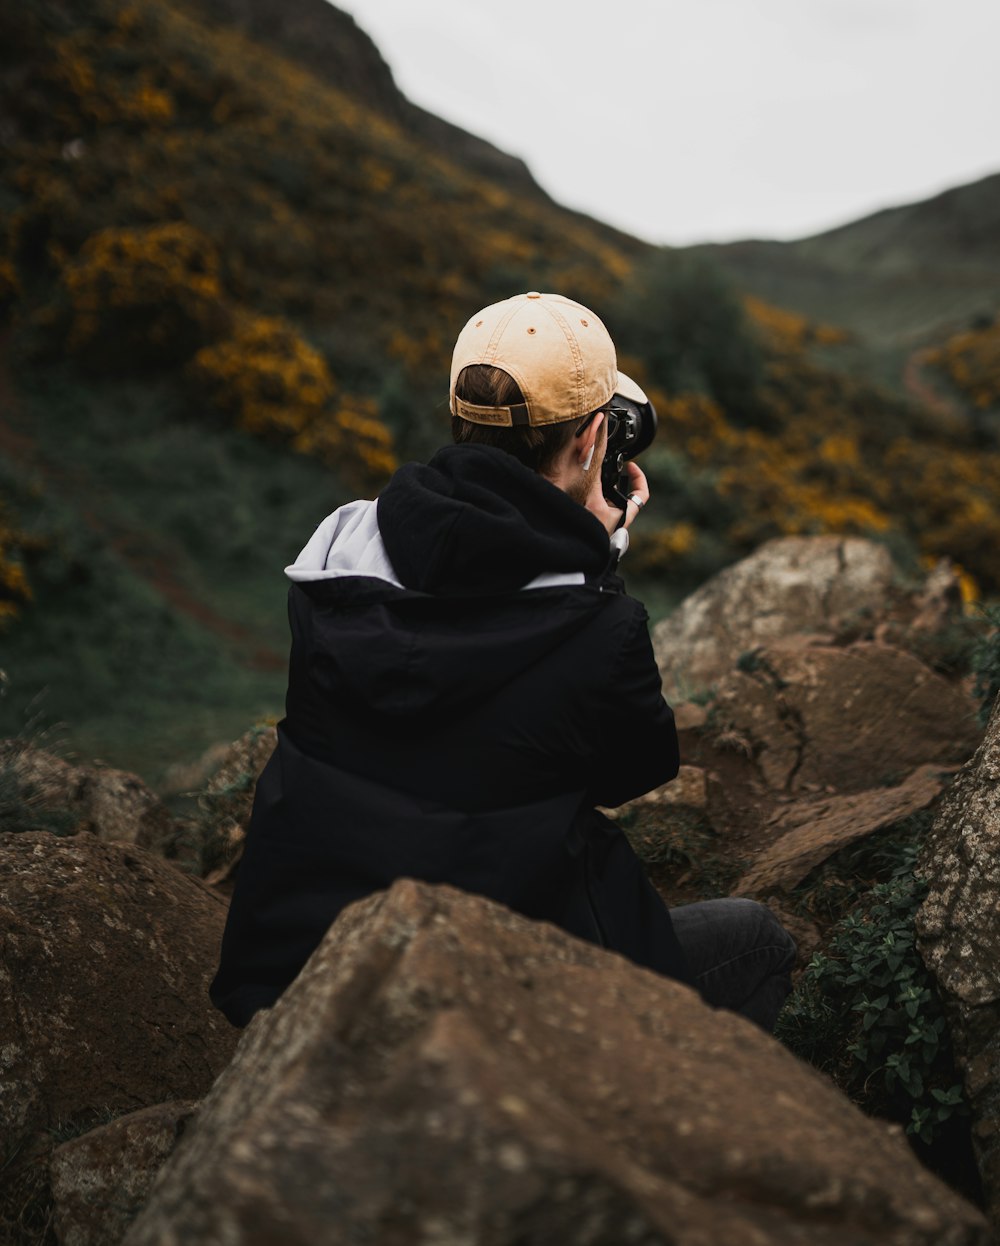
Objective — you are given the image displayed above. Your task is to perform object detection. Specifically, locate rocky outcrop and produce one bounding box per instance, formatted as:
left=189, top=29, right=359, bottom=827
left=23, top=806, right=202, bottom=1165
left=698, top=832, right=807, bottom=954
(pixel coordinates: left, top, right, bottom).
left=0, top=833, right=236, bottom=1198
left=917, top=696, right=1000, bottom=1233
left=0, top=740, right=176, bottom=850
left=653, top=535, right=899, bottom=699
left=50, top=1101, right=198, bottom=1246
left=195, top=723, right=276, bottom=887
left=123, top=880, right=987, bottom=1245
left=737, top=763, right=954, bottom=894
left=708, top=640, right=978, bottom=795
left=621, top=636, right=980, bottom=905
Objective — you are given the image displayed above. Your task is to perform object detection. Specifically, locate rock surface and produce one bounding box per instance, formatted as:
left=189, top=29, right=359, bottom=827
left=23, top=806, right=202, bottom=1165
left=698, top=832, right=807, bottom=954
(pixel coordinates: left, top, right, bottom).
left=738, top=763, right=954, bottom=895
left=0, top=833, right=236, bottom=1165
left=624, top=636, right=981, bottom=906
left=195, top=724, right=276, bottom=887
left=653, top=535, right=898, bottom=699
left=50, top=1101, right=199, bottom=1246
left=604, top=764, right=713, bottom=815
left=708, top=640, right=979, bottom=795
left=917, top=696, right=1000, bottom=1234
left=124, top=879, right=987, bottom=1246
left=0, top=740, right=176, bottom=849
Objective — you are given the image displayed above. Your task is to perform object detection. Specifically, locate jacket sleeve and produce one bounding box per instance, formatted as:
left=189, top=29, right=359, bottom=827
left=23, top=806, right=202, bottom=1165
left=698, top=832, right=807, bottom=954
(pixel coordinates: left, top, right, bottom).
left=584, top=602, right=680, bottom=809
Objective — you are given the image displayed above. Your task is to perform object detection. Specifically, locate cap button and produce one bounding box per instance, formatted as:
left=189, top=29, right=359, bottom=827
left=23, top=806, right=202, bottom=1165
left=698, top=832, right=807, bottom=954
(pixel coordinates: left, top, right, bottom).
left=526, top=291, right=541, bottom=299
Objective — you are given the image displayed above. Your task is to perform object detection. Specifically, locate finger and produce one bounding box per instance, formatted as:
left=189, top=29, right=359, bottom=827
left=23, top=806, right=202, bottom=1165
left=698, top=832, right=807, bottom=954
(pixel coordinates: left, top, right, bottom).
left=625, top=462, right=650, bottom=505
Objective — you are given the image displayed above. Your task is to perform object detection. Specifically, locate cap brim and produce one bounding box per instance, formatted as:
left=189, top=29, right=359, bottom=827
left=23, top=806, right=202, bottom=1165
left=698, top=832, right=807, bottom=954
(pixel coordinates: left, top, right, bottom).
left=614, top=372, right=648, bottom=405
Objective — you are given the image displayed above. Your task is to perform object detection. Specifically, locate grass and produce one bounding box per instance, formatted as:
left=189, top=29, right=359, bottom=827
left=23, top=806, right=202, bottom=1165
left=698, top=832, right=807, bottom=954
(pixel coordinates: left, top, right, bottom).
left=618, top=803, right=744, bottom=903
left=0, top=363, right=355, bottom=786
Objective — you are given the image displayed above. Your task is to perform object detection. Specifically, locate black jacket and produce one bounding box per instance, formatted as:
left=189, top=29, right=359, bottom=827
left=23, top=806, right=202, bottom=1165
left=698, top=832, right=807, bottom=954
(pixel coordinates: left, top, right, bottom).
left=210, top=444, right=693, bottom=1026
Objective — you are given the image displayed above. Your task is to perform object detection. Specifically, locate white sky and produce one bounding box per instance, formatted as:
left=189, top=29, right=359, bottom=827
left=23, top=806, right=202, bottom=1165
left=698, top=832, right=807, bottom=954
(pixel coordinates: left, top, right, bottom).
left=336, top=0, right=1000, bottom=245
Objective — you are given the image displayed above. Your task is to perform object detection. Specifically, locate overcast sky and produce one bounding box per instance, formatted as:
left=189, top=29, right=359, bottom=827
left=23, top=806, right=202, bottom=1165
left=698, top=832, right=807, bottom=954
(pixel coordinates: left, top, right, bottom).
left=337, top=0, right=999, bottom=246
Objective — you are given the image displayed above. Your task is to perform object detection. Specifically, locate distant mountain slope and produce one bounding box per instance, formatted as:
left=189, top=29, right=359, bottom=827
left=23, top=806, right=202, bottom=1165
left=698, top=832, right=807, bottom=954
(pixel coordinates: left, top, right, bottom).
left=691, top=173, right=1000, bottom=348
left=795, top=172, right=1000, bottom=273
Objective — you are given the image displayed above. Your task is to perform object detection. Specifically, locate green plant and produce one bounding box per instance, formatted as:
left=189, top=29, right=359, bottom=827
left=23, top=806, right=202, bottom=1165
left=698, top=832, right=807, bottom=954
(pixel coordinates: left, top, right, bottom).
left=789, top=813, right=931, bottom=923
left=608, top=250, right=766, bottom=425
left=777, top=840, right=968, bottom=1145
left=621, top=804, right=741, bottom=901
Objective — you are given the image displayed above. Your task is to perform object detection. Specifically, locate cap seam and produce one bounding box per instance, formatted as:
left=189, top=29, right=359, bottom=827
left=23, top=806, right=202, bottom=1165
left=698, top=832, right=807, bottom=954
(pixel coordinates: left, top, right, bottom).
left=483, top=303, right=522, bottom=365
left=541, top=301, right=586, bottom=419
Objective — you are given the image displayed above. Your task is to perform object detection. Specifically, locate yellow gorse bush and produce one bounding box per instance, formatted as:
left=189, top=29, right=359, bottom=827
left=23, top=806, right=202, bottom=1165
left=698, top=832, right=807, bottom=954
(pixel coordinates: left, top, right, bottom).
left=628, top=523, right=699, bottom=576
left=191, top=317, right=397, bottom=490
left=0, top=504, right=41, bottom=628
left=62, top=221, right=226, bottom=367
left=191, top=314, right=334, bottom=438
left=745, top=296, right=849, bottom=351
left=0, top=258, right=21, bottom=316
left=294, top=398, right=399, bottom=491
left=637, top=323, right=1000, bottom=591
left=927, top=318, right=1000, bottom=410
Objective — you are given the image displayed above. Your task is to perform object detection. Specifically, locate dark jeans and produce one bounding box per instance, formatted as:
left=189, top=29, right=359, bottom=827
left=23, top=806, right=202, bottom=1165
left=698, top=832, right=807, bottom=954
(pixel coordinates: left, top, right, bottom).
left=670, top=898, right=797, bottom=1032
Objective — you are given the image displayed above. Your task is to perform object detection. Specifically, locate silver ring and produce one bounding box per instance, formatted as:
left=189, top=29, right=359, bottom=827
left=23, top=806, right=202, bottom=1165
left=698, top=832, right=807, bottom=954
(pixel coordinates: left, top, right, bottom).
left=628, top=493, right=645, bottom=510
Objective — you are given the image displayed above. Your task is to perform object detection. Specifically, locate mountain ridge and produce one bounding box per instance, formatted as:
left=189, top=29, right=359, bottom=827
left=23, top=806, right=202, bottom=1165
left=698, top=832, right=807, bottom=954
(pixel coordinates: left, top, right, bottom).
left=689, top=171, right=1000, bottom=348
left=175, top=0, right=550, bottom=201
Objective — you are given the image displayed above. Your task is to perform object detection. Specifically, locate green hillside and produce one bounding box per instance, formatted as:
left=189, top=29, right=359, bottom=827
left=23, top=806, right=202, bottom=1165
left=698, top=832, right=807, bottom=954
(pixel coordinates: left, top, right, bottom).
left=693, top=173, right=1000, bottom=354
left=1, top=0, right=998, bottom=785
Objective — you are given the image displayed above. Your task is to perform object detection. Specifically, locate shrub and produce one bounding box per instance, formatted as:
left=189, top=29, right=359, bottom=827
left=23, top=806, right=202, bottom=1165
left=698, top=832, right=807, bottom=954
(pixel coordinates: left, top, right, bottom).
left=0, top=499, right=43, bottom=629
left=292, top=396, right=398, bottom=493
left=608, top=251, right=765, bottom=425
left=0, top=257, right=20, bottom=320
left=926, top=317, right=1000, bottom=411
left=190, top=313, right=334, bottom=438
left=777, top=837, right=967, bottom=1145
left=61, top=221, right=228, bottom=370
left=191, top=316, right=397, bottom=491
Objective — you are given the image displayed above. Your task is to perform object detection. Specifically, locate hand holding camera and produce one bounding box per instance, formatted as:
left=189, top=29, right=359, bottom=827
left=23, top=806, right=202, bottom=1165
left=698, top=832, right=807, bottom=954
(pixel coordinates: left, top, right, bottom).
left=601, top=384, right=657, bottom=516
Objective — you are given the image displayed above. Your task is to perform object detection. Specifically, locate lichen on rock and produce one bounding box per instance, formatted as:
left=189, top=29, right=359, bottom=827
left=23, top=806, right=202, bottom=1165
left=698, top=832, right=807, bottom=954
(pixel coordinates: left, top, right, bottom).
left=917, top=696, right=1000, bottom=1231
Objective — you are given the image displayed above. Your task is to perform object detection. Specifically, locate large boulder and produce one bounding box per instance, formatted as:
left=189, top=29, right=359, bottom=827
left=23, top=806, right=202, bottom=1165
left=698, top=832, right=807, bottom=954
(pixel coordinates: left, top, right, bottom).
left=620, top=638, right=980, bottom=907
left=917, top=696, right=1000, bottom=1233
left=707, top=639, right=979, bottom=796
left=0, top=831, right=237, bottom=1229
left=124, top=880, right=987, bottom=1245
left=653, top=535, right=899, bottom=699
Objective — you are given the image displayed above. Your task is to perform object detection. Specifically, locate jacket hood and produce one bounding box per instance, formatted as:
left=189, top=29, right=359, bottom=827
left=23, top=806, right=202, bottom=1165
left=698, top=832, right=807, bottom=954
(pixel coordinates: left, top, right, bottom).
left=283, top=445, right=620, bottom=720
left=378, top=444, right=612, bottom=596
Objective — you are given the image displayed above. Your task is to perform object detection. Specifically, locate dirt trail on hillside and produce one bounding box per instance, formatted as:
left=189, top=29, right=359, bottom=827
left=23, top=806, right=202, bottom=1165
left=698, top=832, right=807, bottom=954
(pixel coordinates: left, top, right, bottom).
left=0, top=335, right=285, bottom=672
left=902, top=346, right=964, bottom=423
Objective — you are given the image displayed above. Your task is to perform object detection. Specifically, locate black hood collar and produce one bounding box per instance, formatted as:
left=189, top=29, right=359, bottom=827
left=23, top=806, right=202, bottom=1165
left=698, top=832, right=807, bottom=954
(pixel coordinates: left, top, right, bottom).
left=377, top=444, right=611, bottom=596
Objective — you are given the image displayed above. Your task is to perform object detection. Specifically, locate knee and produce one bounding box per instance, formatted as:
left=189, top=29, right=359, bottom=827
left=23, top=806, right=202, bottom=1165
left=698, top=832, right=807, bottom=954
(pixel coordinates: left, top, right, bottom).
left=738, top=898, right=798, bottom=972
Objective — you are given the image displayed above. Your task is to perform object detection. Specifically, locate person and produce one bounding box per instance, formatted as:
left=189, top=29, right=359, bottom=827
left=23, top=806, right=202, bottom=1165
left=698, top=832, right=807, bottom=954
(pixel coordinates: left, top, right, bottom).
left=209, top=291, right=795, bottom=1031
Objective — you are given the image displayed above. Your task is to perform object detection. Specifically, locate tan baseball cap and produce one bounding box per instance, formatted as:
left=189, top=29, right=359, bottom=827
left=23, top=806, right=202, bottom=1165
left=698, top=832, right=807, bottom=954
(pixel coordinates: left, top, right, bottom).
left=449, top=291, right=645, bottom=427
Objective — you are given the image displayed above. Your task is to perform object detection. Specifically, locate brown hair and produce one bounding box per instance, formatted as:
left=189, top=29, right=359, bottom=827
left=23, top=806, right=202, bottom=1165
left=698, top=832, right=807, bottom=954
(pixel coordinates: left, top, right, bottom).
left=451, top=365, right=578, bottom=474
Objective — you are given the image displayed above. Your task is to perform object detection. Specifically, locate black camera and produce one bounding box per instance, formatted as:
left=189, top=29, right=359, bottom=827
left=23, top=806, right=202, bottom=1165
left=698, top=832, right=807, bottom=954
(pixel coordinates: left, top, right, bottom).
left=601, top=386, right=657, bottom=512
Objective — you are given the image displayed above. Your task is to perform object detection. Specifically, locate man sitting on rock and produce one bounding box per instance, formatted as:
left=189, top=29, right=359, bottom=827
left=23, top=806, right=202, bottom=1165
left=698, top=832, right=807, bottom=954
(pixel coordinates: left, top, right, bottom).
left=209, top=291, right=796, bottom=1031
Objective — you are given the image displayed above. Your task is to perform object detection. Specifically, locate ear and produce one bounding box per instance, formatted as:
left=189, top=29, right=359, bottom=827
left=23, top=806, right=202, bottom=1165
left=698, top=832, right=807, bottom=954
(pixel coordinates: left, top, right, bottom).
left=576, top=412, right=605, bottom=468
